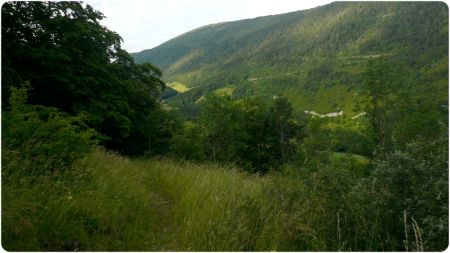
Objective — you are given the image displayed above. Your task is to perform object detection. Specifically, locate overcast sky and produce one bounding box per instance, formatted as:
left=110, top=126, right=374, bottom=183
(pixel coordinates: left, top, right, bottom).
left=86, top=0, right=333, bottom=53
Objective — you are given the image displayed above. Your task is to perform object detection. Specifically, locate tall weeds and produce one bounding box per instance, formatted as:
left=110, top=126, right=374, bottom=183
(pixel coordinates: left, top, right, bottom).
left=3, top=146, right=447, bottom=251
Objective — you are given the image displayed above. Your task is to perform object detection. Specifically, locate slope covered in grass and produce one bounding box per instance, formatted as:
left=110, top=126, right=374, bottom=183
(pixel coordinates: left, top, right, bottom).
left=1, top=148, right=358, bottom=251
left=167, top=81, right=191, bottom=93
left=4, top=144, right=447, bottom=251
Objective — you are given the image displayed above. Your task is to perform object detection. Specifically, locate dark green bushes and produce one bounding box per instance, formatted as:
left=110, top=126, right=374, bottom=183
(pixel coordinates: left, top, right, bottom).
left=2, top=85, right=94, bottom=176
left=351, top=134, right=449, bottom=251
left=1, top=2, right=167, bottom=155
left=169, top=94, right=304, bottom=173
left=2, top=85, right=97, bottom=250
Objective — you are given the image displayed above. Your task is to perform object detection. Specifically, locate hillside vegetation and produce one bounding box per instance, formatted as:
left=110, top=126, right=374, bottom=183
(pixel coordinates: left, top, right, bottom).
left=2, top=1, right=448, bottom=251
left=5, top=143, right=447, bottom=251
left=3, top=83, right=448, bottom=251
left=133, top=2, right=448, bottom=116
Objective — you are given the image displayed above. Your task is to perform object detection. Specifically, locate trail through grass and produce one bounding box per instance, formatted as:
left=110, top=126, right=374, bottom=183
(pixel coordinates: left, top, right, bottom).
left=4, top=149, right=325, bottom=251
left=6, top=147, right=443, bottom=251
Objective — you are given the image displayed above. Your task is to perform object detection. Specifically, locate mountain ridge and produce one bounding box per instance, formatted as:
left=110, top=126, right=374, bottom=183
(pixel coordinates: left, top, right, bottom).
left=132, top=3, right=332, bottom=55
left=132, top=1, right=448, bottom=116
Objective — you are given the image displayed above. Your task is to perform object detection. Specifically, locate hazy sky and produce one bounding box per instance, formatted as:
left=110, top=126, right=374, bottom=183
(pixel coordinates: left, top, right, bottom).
left=86, top=0, right=333, bottom=53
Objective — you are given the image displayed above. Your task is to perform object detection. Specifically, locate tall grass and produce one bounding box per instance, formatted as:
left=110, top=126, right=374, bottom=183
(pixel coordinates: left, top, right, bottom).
left=83, top=150, right=327, bottom=251
left=135, top=157, right=312, bottom=251
left=3, top=149, right=167, bottom=250
left=3, top=146, right=447, bottom=251
left=3, top=149, right=325, bottom=251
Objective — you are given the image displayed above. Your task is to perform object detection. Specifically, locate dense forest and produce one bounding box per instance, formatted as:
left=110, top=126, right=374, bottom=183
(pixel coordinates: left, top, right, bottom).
left=1, top=1, right=448, bottom=251
left=134, top=2, right=448, bottom=119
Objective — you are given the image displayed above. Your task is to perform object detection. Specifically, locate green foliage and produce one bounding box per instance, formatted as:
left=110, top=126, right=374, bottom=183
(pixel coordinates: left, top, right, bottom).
left=2, top=149, right=170, bottom=251
left=3, top=131, right=447, bottom=251
left=134, top=2, right=447, bottom=114
left=199, top=94, right=249, bottom=163
left=1, top=2, right=166, bottom=155
left=169, top=122, right=206, bottom=160
left=169, top=95, right=303, bottom=172
left=349, top=133, right=448, bottom=251
left=296, top=115, right=373, bottom=168
left=7, top=141, right=447, bottom=251
left=361, top=58, right=403, bottom=149
left=2, top=86, right=94, bottom=176
left=361, top=58, right=447, bottom=152
left=161, top=86, right=178, bottom=100
left=2, top=85, right=96, bottom=250
left=1, top=2, right=448, bottom=252
left=0, top=149, right=365, bottom=251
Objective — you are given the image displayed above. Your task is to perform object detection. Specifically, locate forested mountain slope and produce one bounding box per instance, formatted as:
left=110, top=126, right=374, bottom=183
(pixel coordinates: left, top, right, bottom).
left=133, top=2, right=448, bottom=115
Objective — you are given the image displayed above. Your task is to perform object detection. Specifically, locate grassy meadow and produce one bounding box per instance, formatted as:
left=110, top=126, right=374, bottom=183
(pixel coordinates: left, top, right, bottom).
left=5, top=144, right=446, bottom=251
left=0, top=148, right=366, bottom=251
left=2, top=149, right=325, bottom=251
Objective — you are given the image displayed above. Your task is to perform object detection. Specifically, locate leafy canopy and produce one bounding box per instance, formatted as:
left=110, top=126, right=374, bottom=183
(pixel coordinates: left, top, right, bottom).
left=2, top=1, right=167, bottom=154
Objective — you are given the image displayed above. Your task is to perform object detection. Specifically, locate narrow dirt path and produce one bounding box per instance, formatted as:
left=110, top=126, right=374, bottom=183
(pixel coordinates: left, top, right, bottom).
left=136, top=174, right=179, bottom=251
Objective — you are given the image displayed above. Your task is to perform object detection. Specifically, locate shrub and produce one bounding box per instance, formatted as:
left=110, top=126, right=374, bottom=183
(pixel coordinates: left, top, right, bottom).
left=2, top=85, right=95, bottom=176
left=349, top=133, right=448, bottom=251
